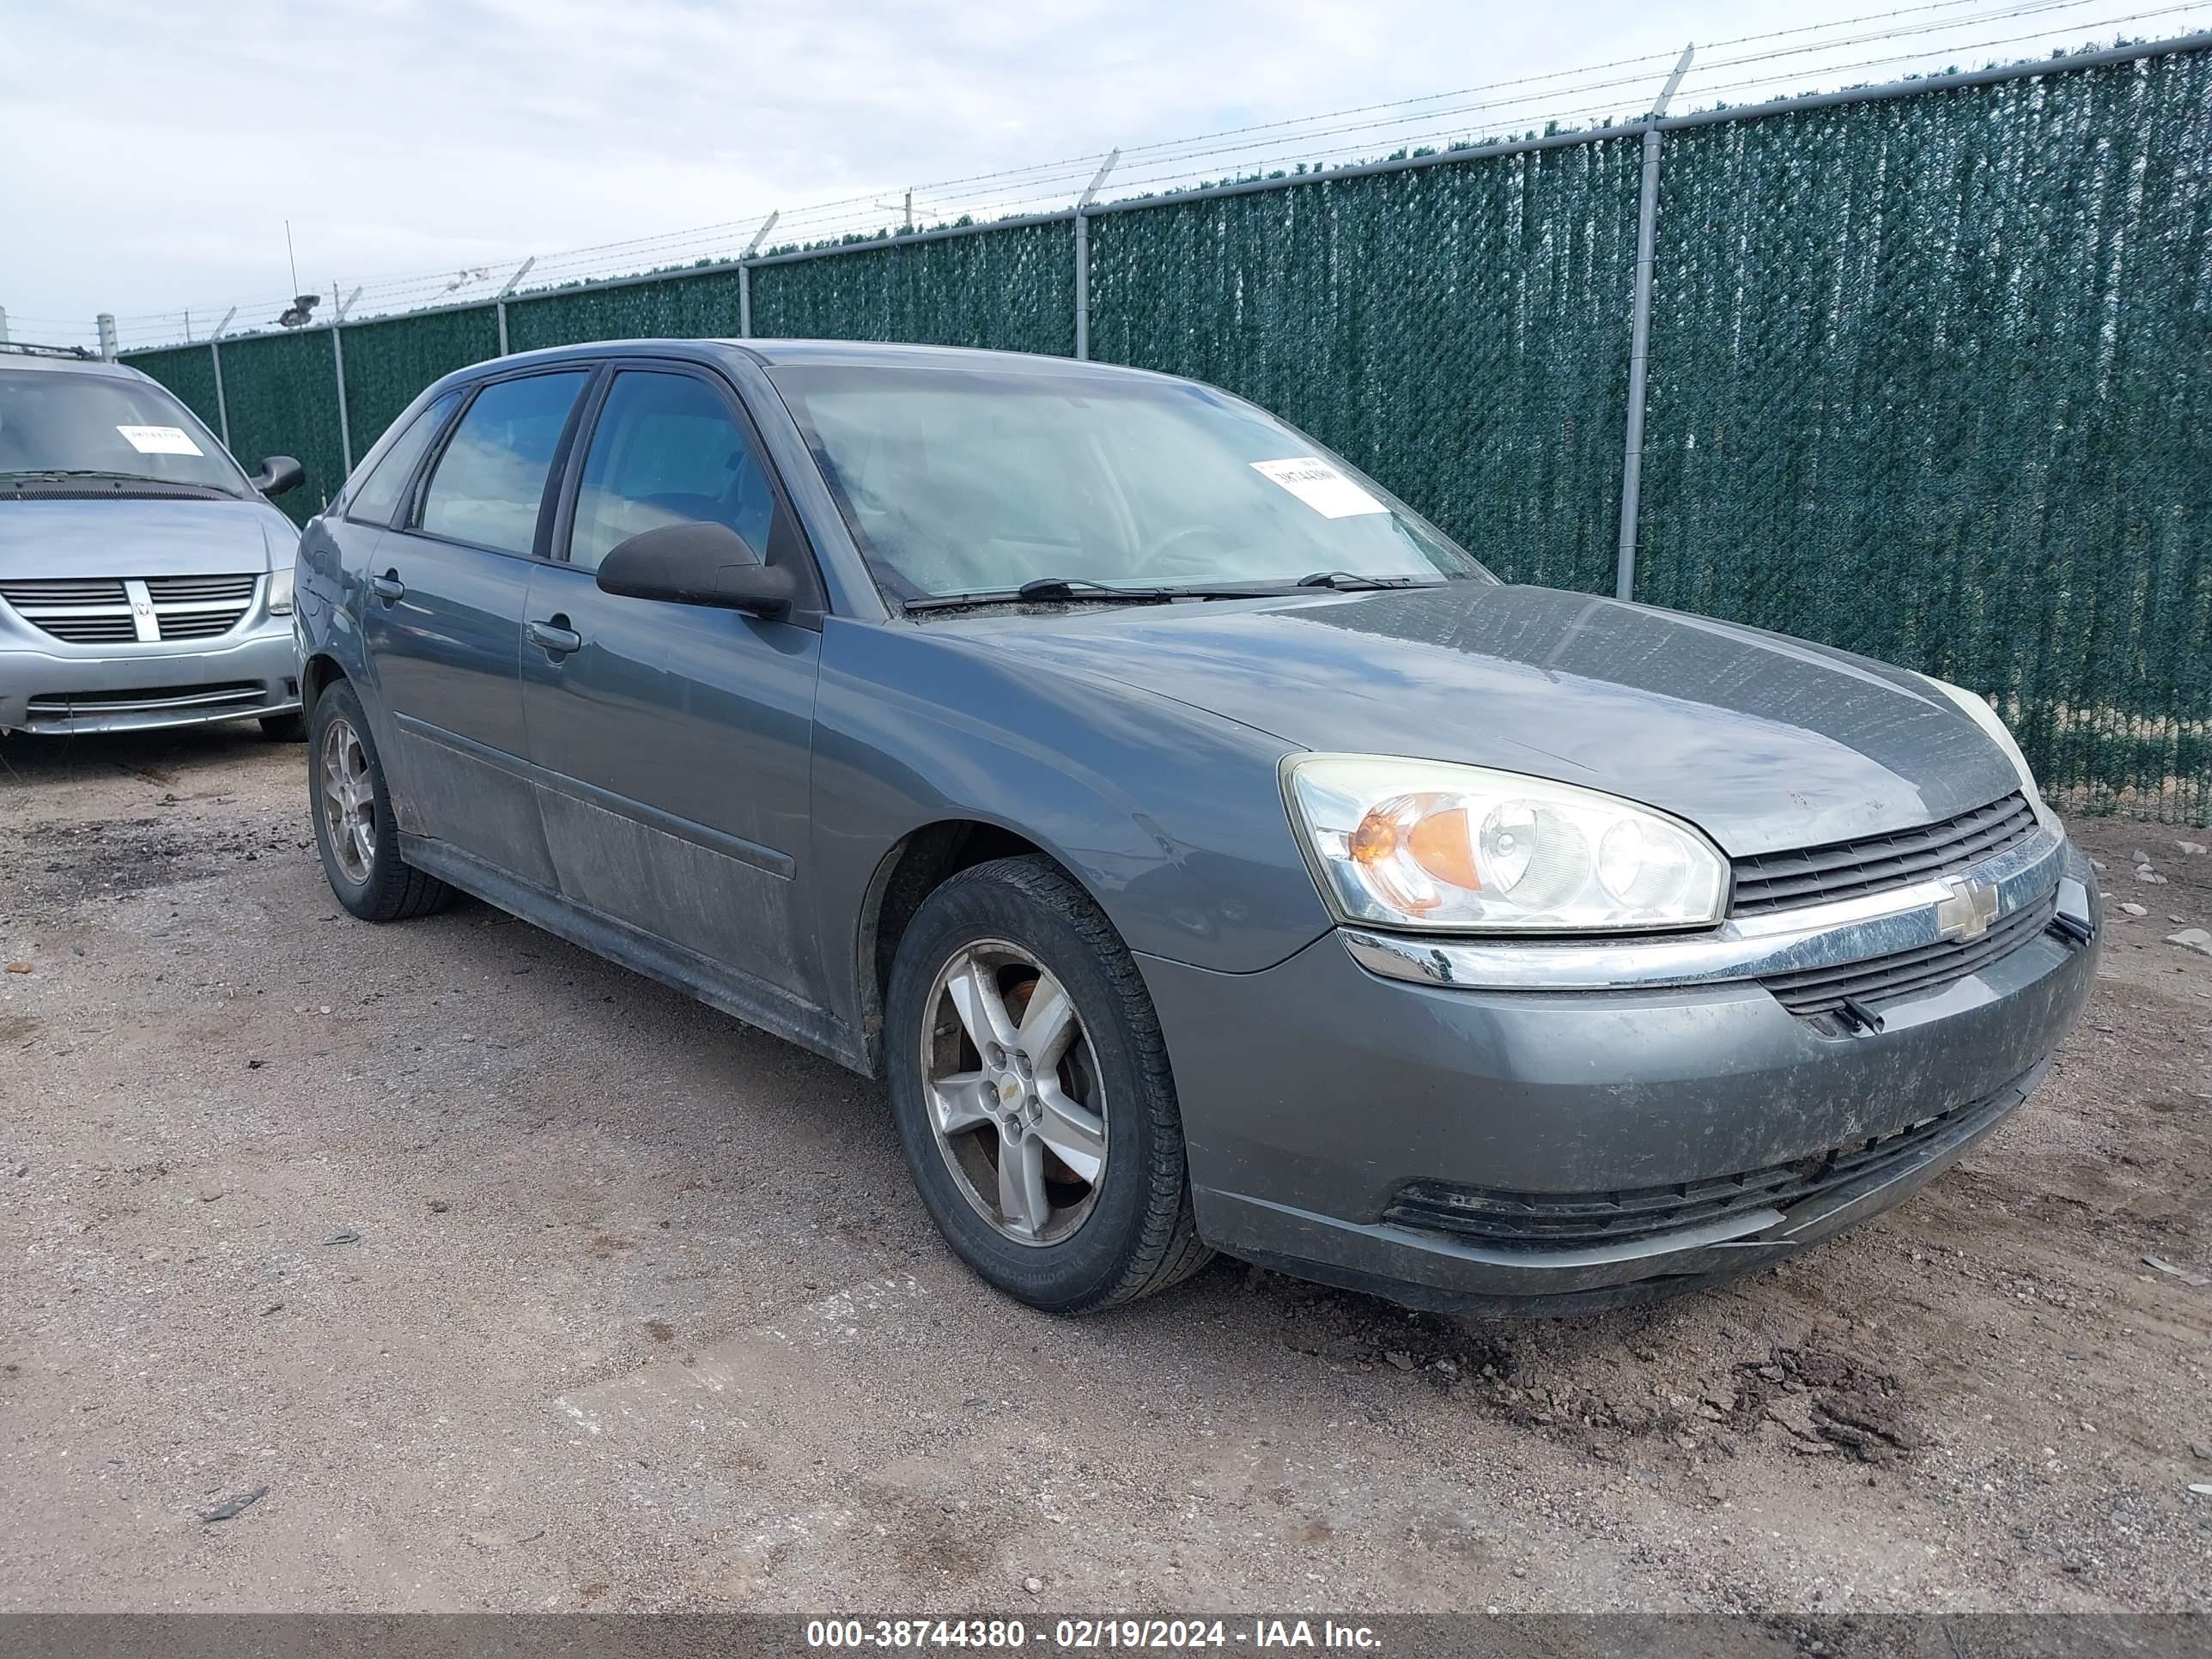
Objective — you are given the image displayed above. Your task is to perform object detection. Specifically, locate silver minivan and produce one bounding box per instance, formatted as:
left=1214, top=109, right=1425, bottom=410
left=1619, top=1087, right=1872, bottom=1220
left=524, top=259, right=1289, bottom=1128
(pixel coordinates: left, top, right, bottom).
left=0, top=343, right=307, bottom=738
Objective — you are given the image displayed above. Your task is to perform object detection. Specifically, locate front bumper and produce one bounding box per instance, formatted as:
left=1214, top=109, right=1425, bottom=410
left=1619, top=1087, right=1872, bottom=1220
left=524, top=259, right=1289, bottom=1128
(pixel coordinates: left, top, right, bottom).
left=1139, top=836, right=2099, bottom=1314
left=0, top=623, right=301, bottom=735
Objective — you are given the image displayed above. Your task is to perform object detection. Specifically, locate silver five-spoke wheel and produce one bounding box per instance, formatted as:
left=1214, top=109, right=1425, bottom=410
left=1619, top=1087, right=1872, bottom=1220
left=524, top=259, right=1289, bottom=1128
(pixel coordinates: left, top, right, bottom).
left=319, top=714, right=376, bottom=884
left=921, top=938, right=1109, bottom=1246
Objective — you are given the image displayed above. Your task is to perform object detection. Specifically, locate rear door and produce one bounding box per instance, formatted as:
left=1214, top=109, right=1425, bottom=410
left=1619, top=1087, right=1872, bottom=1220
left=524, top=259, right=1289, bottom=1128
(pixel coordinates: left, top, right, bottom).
left=519, top=362, right=825, bottom=1002
left=363, top=366, right=591, bottom=886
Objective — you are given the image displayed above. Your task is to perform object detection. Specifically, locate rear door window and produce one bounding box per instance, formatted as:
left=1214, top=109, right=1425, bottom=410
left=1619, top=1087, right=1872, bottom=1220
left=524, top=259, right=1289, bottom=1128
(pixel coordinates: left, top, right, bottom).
left=418, top=371, right=588, bottom=556
left=347, top=390, right=460, bottom=527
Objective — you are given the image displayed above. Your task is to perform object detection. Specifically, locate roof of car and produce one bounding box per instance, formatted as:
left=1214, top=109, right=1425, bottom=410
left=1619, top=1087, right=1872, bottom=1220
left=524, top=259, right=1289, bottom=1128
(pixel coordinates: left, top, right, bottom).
left=0, top=348, right=151, bottom=380
left=470, top=337, right=1182, bottom=382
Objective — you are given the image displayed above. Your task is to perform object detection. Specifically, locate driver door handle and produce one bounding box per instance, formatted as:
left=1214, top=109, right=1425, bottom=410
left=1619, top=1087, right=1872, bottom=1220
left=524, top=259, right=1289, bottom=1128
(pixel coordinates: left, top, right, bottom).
left=527, top=617, right=583, bottom=655
left=368, top=571, right=405, bottom=604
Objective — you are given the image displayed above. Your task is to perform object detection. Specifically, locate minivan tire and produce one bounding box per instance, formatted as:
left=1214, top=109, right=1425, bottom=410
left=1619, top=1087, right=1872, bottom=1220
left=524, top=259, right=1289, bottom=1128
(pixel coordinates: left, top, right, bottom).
left=884, top=855, right=1212, bottom=1313
left=309, top=678, right=455, bottom=923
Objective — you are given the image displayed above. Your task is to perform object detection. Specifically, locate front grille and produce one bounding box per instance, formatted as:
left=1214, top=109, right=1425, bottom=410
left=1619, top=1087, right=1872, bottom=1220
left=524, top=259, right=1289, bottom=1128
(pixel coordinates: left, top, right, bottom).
left=1385, top=1077, right=2025, bottom=1252
left=143, top=574, right=258, bottom=603
left=1730, top=793, right=2038, bottom=917
left=147, top=573, right=257, bottom=641
left=0, top=578, right=130, bottom=605
left=0, top=573, right=258, bottom=646
left=1758, top=890, right=2057, bottom=1017
left=26, top=681, right=265, bottom=720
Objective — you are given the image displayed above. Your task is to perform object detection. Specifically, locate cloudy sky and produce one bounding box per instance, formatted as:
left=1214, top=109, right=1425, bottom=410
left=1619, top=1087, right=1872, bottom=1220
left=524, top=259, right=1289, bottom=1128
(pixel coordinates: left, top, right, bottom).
left=2, top=0, right=2197, bottom=345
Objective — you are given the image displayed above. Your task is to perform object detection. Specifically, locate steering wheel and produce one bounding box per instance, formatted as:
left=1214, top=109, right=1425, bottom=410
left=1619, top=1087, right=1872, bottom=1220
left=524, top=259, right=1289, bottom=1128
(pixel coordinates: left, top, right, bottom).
left=1128, top=523, right=1231, bottom=578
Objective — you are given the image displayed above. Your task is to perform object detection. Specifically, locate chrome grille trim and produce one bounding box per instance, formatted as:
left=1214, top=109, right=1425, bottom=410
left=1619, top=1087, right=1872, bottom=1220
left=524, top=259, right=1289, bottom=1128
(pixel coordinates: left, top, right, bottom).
left=1730, top=793, right=2039, bottom=916
left=1, top=573, right=258, bottom=646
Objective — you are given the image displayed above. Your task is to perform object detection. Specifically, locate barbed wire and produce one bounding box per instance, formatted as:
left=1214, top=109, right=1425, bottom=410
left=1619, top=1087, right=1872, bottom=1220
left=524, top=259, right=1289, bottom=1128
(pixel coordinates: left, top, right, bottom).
left=78, top=0, right=2212, bottom=353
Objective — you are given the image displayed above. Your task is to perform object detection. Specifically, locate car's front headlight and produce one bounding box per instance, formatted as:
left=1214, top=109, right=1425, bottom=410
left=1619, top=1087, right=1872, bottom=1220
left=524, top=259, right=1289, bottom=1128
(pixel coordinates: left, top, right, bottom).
left=1283, top=755, right=1729, bottom=934
left=267, top=566, right=295, bottom=615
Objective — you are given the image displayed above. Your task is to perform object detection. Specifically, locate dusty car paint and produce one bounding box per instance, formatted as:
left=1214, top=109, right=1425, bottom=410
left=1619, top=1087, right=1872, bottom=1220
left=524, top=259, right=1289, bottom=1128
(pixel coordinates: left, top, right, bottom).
left=295, top=339, right=2097, bottom=1312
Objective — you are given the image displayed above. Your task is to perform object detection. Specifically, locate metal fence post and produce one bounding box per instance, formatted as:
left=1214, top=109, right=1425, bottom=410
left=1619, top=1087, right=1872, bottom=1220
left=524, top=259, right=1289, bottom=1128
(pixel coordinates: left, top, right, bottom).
left=206, top=307, right=236, bottom=450
left=1073, top=149, right=1119, bottom=361
left=494, top=257, right=536, bottom=356
left=96, top=313, right=118, bottom=359
left=1614, top=45, right=1693, bottom=604
left=330, top=324, right=353, bottom=472
left=737, top=214, right=779, bottom=338
left=0, top=307, right=9, bottom=343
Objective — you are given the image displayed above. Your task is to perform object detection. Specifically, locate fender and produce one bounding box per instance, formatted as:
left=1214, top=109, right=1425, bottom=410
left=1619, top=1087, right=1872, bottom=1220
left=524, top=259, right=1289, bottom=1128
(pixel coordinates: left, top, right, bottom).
left=804, top=614, right=1336, bottom=1038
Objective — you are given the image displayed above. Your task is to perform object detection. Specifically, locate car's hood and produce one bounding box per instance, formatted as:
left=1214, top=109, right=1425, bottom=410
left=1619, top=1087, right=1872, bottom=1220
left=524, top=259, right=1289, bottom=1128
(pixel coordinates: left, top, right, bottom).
left=925, top=583, right=2021, bottom=857
left=0, top=496, right=293, bottom=579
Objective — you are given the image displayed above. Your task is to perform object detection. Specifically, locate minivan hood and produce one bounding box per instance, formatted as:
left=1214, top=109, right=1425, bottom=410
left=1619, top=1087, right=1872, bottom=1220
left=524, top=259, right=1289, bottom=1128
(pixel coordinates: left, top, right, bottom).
left=929, top=583, right=2021, bottom=857
left=0, top=496, right=291, bottom=579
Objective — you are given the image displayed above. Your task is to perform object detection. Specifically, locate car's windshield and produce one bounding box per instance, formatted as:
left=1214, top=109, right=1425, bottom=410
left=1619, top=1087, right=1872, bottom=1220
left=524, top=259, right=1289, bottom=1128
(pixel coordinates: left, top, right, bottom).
left=0, top=368, right=246, bottom=494
left=768, top=363, right=1492, bottom=603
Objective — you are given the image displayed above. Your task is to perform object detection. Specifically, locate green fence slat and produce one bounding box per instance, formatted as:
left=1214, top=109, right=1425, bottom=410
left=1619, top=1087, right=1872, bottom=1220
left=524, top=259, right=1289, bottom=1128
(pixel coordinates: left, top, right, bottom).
left=340, top=307, right=502, bottom=456
left=750, top=224, right=1075, bottom=355
left=122, top=344, right=222, bottom=435
left=505, top=269, right=747, bottom=352
left=207, top=331, right=349, bottom=526
left=1637, top=52, right=2212, bottom=823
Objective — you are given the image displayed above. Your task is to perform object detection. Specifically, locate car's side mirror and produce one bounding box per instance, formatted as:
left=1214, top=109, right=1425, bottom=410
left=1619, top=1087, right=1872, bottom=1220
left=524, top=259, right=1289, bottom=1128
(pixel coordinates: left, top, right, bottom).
left=252, top=456, right=305, bottom=498
left=595, top=520, right=793, bottom=620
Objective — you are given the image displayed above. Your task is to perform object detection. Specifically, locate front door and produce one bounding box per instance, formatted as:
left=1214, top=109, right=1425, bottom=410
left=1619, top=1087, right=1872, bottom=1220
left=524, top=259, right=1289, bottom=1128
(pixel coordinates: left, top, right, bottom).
left=365, top=368, right=590, bottom=886
left=519, top=364, right=824, bottom=1005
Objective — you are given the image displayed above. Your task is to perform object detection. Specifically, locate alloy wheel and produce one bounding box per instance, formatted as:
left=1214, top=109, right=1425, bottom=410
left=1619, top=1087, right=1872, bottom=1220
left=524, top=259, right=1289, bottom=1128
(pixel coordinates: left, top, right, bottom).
left=319, top=715, right=376, bottom=884
left=920, top=939, right=1109, bottom=1246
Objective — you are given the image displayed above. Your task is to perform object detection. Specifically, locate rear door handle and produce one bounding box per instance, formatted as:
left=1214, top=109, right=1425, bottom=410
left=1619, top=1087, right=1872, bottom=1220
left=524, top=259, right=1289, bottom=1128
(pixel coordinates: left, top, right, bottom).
left=527, top=618, right=583, bottom=655
left=369, top=571, right=405, bottom=604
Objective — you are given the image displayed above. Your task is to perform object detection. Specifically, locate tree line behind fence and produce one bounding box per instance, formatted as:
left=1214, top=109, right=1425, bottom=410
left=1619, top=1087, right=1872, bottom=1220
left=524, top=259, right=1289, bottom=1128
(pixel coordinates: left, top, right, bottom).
left=125, top=40, right=2212, bottom=823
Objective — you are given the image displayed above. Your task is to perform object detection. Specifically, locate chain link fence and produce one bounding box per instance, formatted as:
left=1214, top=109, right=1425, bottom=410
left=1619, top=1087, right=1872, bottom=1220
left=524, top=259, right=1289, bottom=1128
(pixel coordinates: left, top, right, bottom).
left=122, top=36, right=2212, bottom=821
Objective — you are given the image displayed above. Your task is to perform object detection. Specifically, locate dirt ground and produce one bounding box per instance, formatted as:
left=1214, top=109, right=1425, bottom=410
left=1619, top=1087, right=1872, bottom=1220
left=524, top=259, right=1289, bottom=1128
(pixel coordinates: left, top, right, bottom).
left=1, top=723, right=2207, bottom=1615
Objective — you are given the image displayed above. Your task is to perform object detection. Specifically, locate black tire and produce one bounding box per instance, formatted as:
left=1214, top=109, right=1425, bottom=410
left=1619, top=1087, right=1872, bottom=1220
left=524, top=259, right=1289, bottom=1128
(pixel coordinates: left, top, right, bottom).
left=308, top=678, right=455, bottom=923
left=884, top=855, right=1212, bottom=1313
left=258, top=711, right=307, bottom=742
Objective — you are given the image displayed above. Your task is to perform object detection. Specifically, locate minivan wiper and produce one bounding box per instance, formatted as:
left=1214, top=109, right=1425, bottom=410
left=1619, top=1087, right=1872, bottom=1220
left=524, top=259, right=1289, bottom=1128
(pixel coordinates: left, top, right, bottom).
left=0, top=468, right=228, bottom=495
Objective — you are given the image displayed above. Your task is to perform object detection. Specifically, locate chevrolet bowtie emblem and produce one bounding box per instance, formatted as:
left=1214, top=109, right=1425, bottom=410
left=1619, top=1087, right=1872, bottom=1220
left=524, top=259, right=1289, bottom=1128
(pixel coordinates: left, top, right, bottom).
left=1935, top=877, right=2001, bottom=940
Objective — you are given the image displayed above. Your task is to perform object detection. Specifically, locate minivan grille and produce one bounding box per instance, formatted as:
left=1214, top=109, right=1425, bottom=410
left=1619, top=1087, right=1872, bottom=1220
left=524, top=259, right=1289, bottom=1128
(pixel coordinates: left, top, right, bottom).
left=1757, top=890, right=2057, bottom=1017
left=1729, top=793, right=2038, bottom=917
left=0, top=574, right=258, bottom=646
left=1385, top=1074, right=2026, bottom=1252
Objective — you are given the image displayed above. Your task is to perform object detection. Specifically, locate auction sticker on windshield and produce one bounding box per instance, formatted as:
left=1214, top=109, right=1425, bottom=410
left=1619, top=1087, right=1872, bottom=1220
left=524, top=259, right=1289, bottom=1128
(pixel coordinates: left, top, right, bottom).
left=116, top=425, right=204, bottom=456
left=1249, top=457, right=1388, bottom=519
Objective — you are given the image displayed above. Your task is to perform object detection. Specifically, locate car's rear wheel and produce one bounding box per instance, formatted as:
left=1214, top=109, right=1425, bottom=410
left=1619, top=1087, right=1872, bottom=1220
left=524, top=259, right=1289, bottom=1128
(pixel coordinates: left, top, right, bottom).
left=309, top=679, right=453, bottom=923
left=884, top=855, right=1211, bottom=1313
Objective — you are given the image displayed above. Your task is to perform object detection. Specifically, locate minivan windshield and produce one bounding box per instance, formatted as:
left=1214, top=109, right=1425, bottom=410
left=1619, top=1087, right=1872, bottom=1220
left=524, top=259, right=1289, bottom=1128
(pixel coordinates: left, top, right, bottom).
left=0, top=368, right=246, bottom=495
left=769, top=364, right=1492, bottom=604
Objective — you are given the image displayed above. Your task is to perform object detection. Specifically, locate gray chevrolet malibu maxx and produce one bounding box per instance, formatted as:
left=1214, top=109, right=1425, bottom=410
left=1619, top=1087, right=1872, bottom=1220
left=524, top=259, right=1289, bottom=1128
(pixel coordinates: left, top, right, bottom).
left=295, top=339, right=2098, bottom=1315
left=1, top=345, right=308, bottom=737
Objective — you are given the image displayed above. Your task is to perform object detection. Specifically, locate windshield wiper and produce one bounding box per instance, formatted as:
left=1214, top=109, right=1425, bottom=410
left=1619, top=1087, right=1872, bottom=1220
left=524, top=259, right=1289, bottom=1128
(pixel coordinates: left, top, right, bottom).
left=906, top=576, right=1278, bottom=612
left=0, top=468, right=226, bottom=493
left=1294, top=571, right=1442, bottom=591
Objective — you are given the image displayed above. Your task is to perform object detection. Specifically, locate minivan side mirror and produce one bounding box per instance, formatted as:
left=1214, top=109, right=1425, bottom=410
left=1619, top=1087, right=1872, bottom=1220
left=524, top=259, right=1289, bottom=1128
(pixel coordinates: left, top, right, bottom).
left=252, top=456, right=305, bottom=498
left=595, top=520, right=793, bottom=620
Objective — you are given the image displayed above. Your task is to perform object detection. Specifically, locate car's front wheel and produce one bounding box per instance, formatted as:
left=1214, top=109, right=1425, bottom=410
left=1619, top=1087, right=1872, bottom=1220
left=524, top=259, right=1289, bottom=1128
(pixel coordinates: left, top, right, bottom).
left=309, top=678, right=453, bottom=923
left=884, top=855, right=1212, bottom=1313
left=258, top=712, right=307, bottom=742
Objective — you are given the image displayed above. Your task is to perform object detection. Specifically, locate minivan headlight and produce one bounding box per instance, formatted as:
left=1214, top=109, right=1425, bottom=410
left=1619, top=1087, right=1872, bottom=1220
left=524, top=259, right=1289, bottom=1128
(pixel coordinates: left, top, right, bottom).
left=267, top=566, right=295, bottom=615
left=1283, top=755, right=1728, bottom=933
left=1919, top=675, right=2051, bottom=827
